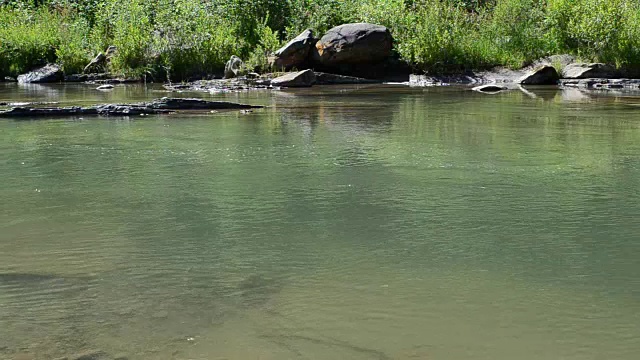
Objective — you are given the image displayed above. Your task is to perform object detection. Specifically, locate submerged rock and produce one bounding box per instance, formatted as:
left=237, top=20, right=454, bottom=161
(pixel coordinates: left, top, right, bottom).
left=472, top=84, right=509, bottom=93
left=271, top=69, right=316, bottom=87
left=69, top=350, right=110, bottom=360
left=313, top=23, right=393, bottom=66
left=562, top=63, right=617, bottom=79
left=518, top=65, right=560, bottom=85
left=272, top=29, right=316, bottom=70
left=17, top=64, right=63, bottom=84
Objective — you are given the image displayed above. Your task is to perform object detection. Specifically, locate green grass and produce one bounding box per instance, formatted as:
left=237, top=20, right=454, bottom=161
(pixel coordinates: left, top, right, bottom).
left=1, top=0, right=639, bottom=79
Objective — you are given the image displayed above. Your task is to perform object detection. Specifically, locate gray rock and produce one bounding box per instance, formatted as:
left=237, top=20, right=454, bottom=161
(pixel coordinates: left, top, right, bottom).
left=224, top=55, right=244, bottom=79
left=559, top=78, right=640, bottom=90
left=271, top=69, right=316, bottom=87
left=272, top=29, right=316, bottom=70
left=313, top=23, right=393, bottom=66
left=0, top=98, right=262, bottom=118
left=83, top=53, right=106, bottom=74
left=17, top=64, right=63, bottom=84
left=149, top=97, right=261, bottom=110
left=518, top=65, right=560, bottom=85
left=3, top=76, right=17, bottom=82
left=96, top=84, right=114, bottom=90
left=562, top=63, right=617, bottom=79
left=472, top=84, right=508, bottom=93
left=314, top=72, right=379, bottom=85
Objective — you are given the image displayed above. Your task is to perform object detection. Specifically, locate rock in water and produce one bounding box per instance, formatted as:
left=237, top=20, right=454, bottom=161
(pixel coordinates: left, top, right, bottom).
left=313, top=23, right=393, bottom=66
left=96, top=84, right=114, bottom=90
left=562, top=63, right=617, bottom=79
left=518, top=65, right=560, bottom=85
left=17, top=64, right=63, bottom=84
left=224, top=56, right=244, bottom=79
left=271, top=69, right=316, bottom=87
left=272, top=29, right=316, bottom=70
left=472, top=84, right=508, bottom=93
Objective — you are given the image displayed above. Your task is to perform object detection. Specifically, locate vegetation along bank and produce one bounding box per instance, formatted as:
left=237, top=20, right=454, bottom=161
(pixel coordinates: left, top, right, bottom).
left=1, top=0, right=640, bottom=81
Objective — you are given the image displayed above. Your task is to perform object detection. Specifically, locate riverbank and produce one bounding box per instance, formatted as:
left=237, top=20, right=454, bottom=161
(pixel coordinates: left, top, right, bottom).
left=1, top=0, right=640, bottom=82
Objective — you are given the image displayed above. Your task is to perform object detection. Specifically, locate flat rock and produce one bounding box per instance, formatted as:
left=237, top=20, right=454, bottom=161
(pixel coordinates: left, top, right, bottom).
left=518, top=65, right=560, bottom=85
left=272, top=29, right=315, bottom=70
left=96, top=84, right=114, bottom=90
left=472, top=84, right=509, bottom=93
left=314, top=72, right=379, bottom=85
left=562, top=63, right=617, bottom=79
left=410, top=74, right=479, bottom=86
left=0, top=98, right=262, bottom=118
left=313, top=23, right=393, bottom=66
left=559, top=78, right=640, bottom=90
left=149, top=97, right=261, bottom=110
left=17, top=64, right=63, bottom=84
left=65, top=73, right=112, bottom=82
left=271, top=69, right=315, bottom=87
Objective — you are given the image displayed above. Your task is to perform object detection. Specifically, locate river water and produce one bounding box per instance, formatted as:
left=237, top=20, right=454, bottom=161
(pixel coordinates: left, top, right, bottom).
left=1, top=83, right=639, bottom=360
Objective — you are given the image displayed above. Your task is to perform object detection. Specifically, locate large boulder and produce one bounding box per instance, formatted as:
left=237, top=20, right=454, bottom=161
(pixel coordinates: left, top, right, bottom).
left=272, top=29, right=316, bottom=70
left=271, top=69, right=315, bottom=87
left=17, top=64, right=63, bottom=84
left=562, top=63, right=617, bottom=79
left=224, top=56, right=244, bottom=79
left=518, top=65, right=560, bottom=85
left=313, top=23, right=393, bottom=66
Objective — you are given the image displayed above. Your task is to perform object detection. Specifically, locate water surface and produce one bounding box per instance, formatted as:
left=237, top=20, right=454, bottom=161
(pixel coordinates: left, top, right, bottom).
left=1, top=83, right=640, bottom=359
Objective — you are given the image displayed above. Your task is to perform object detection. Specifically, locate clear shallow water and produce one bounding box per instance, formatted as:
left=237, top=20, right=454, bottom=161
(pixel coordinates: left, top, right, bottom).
left=1, top=83, right=640, bottom=360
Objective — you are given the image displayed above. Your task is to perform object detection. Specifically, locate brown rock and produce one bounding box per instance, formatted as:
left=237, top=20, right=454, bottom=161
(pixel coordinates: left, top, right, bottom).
left=272, top=29, right=315, bottom=70
left=518, top=65, right=560, bottom=85
left=271, top=69, right=316, bottom=87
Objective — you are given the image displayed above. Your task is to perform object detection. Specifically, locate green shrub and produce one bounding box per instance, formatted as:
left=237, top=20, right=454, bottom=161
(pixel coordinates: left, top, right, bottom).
left=0, top=7, right=60, bottom=76
left=56, top=16, right=93, bottom=74
left=152, top=0, right=238, bottom=80
left=481, top=0, right=549, bottom=67
left=92, top=0, right=153, bottom=76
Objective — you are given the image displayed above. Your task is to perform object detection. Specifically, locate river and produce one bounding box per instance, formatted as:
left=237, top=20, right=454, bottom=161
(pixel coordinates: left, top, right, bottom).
left=1, top=83, right=639, bottom=360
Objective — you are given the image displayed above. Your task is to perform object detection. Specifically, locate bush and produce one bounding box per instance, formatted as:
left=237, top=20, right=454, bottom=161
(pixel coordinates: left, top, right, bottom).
left=0, top=8, right=56, bottom=76
left=151, top=0, right=238, bottom=80
left=547, top=0, right=640, bottom=66
left=2, top=0, right=640, bottom=78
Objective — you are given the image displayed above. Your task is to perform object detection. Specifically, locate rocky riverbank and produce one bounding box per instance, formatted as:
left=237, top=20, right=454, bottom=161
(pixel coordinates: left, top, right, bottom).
left=3, top=22, right=640, bottom=94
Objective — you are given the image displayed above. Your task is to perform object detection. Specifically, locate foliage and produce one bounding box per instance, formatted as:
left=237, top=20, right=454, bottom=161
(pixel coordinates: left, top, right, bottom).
left=1, top=0, right=640, bottom=79
left=0, top=7, right=63, bottom=76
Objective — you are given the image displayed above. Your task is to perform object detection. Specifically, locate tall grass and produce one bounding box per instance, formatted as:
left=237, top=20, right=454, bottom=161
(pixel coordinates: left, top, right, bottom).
left=1, top=0, right=639, bottom=79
